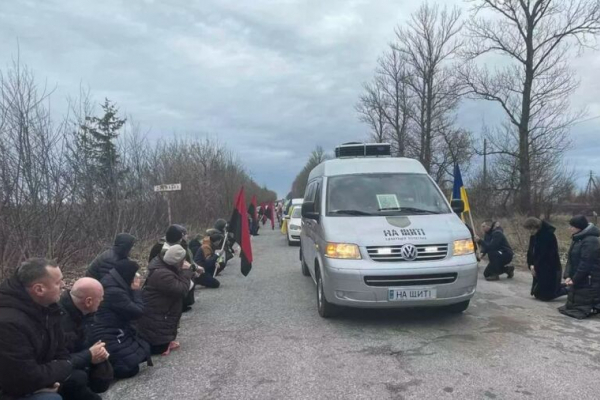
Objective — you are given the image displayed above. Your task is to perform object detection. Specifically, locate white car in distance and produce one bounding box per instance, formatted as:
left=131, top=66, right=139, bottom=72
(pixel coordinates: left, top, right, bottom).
left=287, top=206, right=302, bottom=246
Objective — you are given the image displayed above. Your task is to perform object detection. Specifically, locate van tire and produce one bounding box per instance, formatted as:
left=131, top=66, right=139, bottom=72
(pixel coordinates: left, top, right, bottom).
left=446, top=300, right=470, bottom=314
left=316, top=269, right=338, bottom=318
left=287, top=235, right=293, bottom=246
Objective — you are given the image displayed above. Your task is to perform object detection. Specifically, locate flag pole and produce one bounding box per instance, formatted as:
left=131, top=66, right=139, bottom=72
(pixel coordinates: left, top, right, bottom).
left=214, top=227, right=228, bottom=278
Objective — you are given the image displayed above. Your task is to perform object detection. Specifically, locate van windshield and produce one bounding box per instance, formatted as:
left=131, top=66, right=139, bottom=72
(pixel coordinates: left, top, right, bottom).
left=326, top=173, right=450, bottom=216
left=291, top=207, right=302, bottom=218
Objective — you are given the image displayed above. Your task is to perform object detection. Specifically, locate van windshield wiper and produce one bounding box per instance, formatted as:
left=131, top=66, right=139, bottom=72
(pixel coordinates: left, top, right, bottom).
left=379, top=207, right=440, bottom=215
left=329, top=209, right=373, bottom=216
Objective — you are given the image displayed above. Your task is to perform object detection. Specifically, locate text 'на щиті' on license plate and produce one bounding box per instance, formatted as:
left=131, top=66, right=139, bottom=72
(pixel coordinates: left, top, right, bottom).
left=388, top=287, right=437, bottom=301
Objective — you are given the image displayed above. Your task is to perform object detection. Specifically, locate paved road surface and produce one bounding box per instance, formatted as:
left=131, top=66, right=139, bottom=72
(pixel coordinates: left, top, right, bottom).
left=105, top=228, right=600, bottom=400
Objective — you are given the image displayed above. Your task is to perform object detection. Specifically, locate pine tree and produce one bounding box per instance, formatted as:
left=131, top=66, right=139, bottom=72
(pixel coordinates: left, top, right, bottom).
left=78, top=99, right=127, bottom=231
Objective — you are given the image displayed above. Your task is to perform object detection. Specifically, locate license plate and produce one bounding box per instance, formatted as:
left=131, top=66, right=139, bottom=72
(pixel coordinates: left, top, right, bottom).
left=388, top=287, right=437, bottom=301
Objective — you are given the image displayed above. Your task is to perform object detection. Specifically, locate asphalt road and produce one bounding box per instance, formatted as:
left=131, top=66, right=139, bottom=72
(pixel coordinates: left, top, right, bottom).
left=104, top=228, right=600, bottom=400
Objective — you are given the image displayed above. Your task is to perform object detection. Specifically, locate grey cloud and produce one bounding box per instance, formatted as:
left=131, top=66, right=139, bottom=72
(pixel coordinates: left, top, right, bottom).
left=0, top=0, right=598, bottom=197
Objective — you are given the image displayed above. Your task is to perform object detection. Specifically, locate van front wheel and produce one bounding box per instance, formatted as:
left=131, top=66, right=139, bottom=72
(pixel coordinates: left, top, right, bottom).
left=317, top=270, right=338, bottom=318
left=446, top=300, right=470, bottom=314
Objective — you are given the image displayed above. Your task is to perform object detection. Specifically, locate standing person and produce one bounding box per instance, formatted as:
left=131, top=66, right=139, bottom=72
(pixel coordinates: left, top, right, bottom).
left=137, top=245, right=194, bottom=356
left=0, top=258, right=92, bottom=400
left=476, top=221, right=515, bottom=281
left=523, top=218, right=567, bottom=301
left=86, top=233, right=136, bottom=281
left=92, top=259, right=151, bottom=379
left=59, top=278, right=113, bottom=398
left=559, top=216, right=600, bottom=319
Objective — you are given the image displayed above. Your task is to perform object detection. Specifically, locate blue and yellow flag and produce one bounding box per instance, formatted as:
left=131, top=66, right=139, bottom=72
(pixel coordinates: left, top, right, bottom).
left=452, top=164, right=470, bottom=213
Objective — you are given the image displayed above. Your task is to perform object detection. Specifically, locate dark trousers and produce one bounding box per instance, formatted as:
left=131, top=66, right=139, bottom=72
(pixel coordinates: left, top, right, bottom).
left=195, top=270, right=220, bottom=288
left=58, top=369, right=101, bottom=400
left=18, top=394, right=62, bottom=400
left=484, top=251, right=513, bottom=277
left=150, top=343, right=170, bottom=355
left=113, top=365, right=139, bottom=380
left=182, top=283, right=195, bottom=311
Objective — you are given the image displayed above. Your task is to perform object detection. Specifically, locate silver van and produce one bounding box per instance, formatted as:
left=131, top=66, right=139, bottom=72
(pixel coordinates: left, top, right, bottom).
left=300, top=143, right=478, bottom=317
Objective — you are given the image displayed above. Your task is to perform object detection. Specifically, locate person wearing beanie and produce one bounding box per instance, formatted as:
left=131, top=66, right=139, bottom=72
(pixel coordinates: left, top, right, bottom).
left=149, top=225, right=200, bottom=312
left=559, top=215, right=600, bottom=319
left=86, top=233, right=136, bottom=281
left=137, top=245, right=195, bottom=356
left=148, top=225, right=185, bottom=263
left=92, top=259, right=151, bottom=379
left=212, top=219, right=236, bottom=263
left=476, top=220, right=515, bottom=281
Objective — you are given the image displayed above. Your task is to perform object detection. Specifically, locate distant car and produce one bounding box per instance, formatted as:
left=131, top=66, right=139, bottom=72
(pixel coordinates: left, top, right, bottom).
left=287, top=206, right=302, bottom=246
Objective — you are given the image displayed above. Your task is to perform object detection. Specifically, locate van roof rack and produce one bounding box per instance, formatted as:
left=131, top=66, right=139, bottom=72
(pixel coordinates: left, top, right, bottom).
left=335, top=143, right=391, bottom=158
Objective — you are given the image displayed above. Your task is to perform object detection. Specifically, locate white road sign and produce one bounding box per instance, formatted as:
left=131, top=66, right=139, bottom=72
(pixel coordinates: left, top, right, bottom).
left=154, top=183, right=182, bottom=192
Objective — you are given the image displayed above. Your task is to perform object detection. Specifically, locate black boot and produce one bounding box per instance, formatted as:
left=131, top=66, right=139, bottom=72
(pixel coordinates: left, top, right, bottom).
left=506, top=265, right=515, bottom=279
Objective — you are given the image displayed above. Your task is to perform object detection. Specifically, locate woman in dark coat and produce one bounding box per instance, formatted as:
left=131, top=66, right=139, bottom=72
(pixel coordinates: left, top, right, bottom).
left=523, top=218, right=566, bottom=301
left=559, top=215, right=600, bottom=319
left=92, top=259, right=151, bottom=379
left=137, top=245, right=194, bottom=355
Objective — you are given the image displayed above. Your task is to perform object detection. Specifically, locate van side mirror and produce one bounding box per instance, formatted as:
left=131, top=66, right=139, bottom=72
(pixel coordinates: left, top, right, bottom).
left=302, top=201, right=319, bottom=220
left=451, top=199, right=465, bottom=215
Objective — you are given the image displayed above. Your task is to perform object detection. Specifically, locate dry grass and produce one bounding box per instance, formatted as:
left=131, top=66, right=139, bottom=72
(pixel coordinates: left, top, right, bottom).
left=472, top=215, right=573, bottom=269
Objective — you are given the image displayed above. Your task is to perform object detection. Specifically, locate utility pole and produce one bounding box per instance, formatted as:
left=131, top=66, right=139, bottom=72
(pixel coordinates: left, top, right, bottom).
left=483, top=139, right=488, bottom=191
left=585, top=171, right=597, bottom=199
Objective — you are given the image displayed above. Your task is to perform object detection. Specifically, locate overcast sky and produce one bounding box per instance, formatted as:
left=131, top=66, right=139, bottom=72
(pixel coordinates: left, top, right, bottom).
left=1, top=0, right=599, bottom=197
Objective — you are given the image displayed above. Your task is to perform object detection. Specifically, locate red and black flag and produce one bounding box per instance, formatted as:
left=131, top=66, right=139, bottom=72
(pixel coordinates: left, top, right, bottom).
left=230, top=187, right=253, bottom=276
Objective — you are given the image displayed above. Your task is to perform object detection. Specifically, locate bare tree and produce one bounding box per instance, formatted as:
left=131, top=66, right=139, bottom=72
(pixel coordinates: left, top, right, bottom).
left=395, top=3, right=464, bottom=173
left=357, top=3, right=471, bottom=184
left=375, top=48, right=411, bottom=156
left=461, top=0, right=600, bottom=214
left=0, top=59, right=277, bottom=276
left=356, top=80, right=388, bottom=143
left=291, top=146, right=329, bottom=198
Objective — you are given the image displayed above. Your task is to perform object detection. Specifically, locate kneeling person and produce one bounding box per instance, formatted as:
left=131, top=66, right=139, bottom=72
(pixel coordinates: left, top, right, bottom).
left=138, top=245, right=195, bottom=355
left=0, top=259, right=74, bottom=400
left=194, top=231, right=225, bottom=288
left=477, top=221, right=515, bottom=281
left=59, top=278, right=113, bottom=397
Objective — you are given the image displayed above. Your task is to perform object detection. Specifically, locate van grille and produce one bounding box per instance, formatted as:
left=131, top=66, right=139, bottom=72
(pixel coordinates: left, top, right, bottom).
left=366, top=244, right=448, bottom=262
left=364, top=273, right=458, bottom=287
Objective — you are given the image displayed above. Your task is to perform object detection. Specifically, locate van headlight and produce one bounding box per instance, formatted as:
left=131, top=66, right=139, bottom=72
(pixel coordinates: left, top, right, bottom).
left=325, top=243, right=361, bottom=259
left=453, top=239, right=475, bottom=256
left=289, top=224, right=300, bottom=230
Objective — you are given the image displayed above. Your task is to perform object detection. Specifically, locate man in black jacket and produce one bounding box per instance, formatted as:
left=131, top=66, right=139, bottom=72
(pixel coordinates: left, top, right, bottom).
left=59, top=278, right=112, bottom=397
left=0, top=259, right=73, bottom=400
left=86, top=233, right=136, bottom=281
left=476, top=221, right=515, bottom=281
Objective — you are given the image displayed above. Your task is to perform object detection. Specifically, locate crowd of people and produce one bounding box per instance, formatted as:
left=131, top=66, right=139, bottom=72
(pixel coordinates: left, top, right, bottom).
left=0, top=221, right=234, bottom=400
left=0, top=213, right=599, bottom=399
left=474, top=215, right=600, bottom=319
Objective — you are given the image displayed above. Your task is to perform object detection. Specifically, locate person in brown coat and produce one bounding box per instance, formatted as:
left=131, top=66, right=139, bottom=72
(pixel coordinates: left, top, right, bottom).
left=137, top=245, right=194, bottom=356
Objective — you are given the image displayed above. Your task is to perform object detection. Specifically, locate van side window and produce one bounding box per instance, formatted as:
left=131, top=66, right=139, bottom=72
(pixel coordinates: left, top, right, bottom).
left=304, top=182, right=315, bottom=202
left=313, top=181, right=322, bottom=215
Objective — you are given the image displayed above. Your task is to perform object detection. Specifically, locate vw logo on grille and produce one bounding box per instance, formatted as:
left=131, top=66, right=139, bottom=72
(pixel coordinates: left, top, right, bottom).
left=400, top=244, right=418, bottom=261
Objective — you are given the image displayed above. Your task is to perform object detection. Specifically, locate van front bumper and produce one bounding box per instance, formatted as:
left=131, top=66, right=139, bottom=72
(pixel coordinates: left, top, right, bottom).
left=321, top=257, right=478, bottom=308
